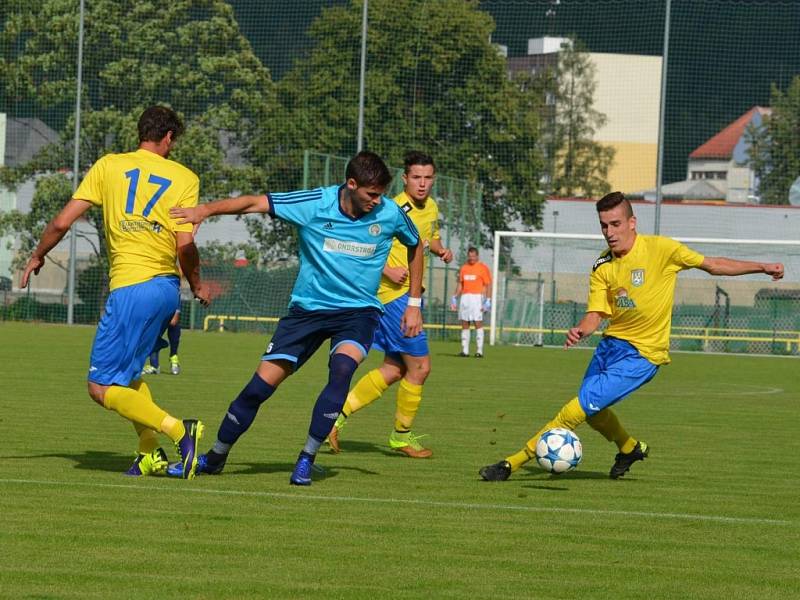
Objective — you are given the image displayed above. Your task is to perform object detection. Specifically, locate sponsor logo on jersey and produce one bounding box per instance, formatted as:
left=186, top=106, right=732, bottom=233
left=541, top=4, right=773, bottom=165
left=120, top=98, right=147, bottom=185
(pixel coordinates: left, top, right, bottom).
left=593, top=251, right=613, bottom=272
left=614, top=288, right=636, bottom=308
left=323, top=238, right=377, bottom=257
left=401, top=202, right=413, bottom=213
left=323, top=221, right=334, bottom=230
left=631, top=269, right=645, bottom=287
left=119, top=219, right=157, bottom=233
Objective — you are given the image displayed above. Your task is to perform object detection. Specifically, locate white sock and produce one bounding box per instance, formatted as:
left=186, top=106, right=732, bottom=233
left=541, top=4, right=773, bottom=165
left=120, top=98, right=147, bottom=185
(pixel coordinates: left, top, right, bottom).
left=461, top=329, right=470, bottom=354
left=476, top=328, right=485, bottom=354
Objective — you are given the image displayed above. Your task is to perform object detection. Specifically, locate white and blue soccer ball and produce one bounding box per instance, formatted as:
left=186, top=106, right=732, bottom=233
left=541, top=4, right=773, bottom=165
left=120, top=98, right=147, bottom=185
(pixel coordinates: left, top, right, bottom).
left=535, top=428, right=582, bottom=474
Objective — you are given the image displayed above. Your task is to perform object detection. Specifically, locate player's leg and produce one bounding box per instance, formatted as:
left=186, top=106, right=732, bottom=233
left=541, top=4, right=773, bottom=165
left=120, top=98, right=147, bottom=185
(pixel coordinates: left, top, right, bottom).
left=291, top=308, right=380, bottom=485
left=388, top=352, right=433, bottom=458
left=195, top=312, right=316, bottom=475
left=89, top=276, right=204, bottom=479
left=167, top=310, right=181, bottom=375
left=329, top=356, right=402, bottom=452
left=480, top=337, right=657, bottom=481
left=459, top=321, right=470, bottom=356
left=474, top=320, right=485, bottom=357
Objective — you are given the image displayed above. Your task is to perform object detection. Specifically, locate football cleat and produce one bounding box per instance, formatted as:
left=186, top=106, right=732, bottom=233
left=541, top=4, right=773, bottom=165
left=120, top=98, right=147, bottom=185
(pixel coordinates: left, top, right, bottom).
left=142, top=365, right=160, bottom=375
left=458, top=352, right=469, bottom=357
left=326, top=415, right=347, bottom=453
left=389, top=431, right=433, bottom=458
left=609, top=441, right=649, bottom=479
left=169, top=354, right=181, bottom=375
left=166, top=451, right=226, bottom=477
left=479, top=460, right=512, bottom=481
left=290, top=451, right=315, bottom=486
left=125, top=447, right=169, bottom=477
left=174, top=419, right=204, bottom=480
left=474, top=352, right=483, bottom=358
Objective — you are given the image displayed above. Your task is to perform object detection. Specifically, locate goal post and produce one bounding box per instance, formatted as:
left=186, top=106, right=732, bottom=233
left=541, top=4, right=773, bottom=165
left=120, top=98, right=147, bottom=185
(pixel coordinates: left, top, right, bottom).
left=490, top=231, right=800, bottom=356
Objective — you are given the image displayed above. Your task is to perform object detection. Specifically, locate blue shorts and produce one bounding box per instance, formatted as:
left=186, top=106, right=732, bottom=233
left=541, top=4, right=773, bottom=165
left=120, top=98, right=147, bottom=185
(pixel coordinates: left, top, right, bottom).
left=372, top=293, right=429, bottom=361
left=89, top=276, right=180, bottom=386
left=578, top=337, right=659, bottom=417
left=262, top=305, right=381, bottom=371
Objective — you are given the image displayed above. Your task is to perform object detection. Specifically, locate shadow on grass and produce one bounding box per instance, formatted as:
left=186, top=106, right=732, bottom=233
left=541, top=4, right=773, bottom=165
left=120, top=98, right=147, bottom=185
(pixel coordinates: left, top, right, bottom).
left=322, top=439, right=398, bottom=458
left=0, top=450, right=134, bottom=473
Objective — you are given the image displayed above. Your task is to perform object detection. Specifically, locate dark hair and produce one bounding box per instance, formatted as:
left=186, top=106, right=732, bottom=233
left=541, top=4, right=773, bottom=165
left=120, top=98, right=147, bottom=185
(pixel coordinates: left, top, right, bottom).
left=467, top=246, right=479, bottom=254
left=345, top=151, right=392, bottom=187
left=596, top=191, right=633, bottom=218
left=138, top=105, right=185, bottom=144
left=403, top=150, right=436, bottom=174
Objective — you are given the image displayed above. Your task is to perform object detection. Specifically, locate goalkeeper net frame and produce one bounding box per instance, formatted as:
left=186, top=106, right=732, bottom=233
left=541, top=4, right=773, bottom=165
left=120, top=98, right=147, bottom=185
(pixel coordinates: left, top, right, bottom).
left=490, top=231, right=800, bottom=356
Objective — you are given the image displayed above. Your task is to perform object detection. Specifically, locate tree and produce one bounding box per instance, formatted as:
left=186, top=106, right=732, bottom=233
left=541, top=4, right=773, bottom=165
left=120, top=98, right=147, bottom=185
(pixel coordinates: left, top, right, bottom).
left=547, top=40, right=615, bottom=199
left=256, top=0, right=548, bottom=238
left=747, top=77, right=800, bottom=205
left=0, top=0, right=277, bottom=301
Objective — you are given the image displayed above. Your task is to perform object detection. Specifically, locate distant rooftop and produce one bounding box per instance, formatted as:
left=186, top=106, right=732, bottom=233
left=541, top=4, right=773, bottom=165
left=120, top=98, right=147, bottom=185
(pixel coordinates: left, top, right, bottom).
left=689, top=106, right=770, bottom=161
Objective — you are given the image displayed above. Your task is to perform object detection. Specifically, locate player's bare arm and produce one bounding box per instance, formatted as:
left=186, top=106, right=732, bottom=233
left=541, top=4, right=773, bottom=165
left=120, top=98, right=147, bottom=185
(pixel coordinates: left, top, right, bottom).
left=176, top=231, right=210, bottom=306
left=565, top=311, right=604, bottom=348
left=401, top=240, right=424, bottom=337
left=429, top=238, right=453, bottom=263
left=383, top=264, right=408, bottom=284
left=170, top=194, right=270, bottom=225
left=21, top=198, right=93, bottom=288
left=699, top=257, right=784, bottom=281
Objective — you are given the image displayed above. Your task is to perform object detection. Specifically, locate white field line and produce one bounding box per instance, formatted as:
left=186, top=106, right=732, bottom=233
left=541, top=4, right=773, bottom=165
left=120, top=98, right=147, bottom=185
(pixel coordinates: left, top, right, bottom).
left=0, top=478, right=792, bottom=526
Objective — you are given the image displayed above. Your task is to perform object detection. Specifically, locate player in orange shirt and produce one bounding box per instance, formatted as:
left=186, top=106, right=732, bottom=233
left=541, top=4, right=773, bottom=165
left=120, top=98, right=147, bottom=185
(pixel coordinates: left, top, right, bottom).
left=451, top=247, right=492, bottom=357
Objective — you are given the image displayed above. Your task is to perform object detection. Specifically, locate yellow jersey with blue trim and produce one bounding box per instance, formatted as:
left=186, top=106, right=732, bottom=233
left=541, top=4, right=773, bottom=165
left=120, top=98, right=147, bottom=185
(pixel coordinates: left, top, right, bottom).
left=74, top=149, right=199, bottom=291
left=587, top=234, right=704, bottom=365
left=377, top=191, right=440, bottom=304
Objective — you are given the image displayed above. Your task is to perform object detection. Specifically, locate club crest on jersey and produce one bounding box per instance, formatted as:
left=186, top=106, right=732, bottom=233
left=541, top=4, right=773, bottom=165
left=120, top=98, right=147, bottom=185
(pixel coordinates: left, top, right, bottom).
left=368, top=224, right=382, bottom=236
left=615, top=288, right=636, bottom=308
left=631, top=269, right=645, bottom=287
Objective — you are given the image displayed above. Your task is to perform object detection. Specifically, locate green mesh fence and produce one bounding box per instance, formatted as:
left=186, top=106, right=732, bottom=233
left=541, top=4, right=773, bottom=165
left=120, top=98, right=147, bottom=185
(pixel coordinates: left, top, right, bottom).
left=2, top=1, right=799, bottom=355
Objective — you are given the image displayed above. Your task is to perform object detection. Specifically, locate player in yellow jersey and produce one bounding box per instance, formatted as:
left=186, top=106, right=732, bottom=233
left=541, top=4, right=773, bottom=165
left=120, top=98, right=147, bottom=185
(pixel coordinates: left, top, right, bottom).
left=480, top=191, right=784, bottom=481
left=328, top=151, right=453, bottom=458
left=21, top=106, right=210, bottom=479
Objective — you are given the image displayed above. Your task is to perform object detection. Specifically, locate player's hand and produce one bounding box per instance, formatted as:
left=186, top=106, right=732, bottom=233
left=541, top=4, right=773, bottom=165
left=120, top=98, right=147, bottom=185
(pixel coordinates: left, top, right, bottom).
left=170, top=204, right=209, bottom=225
left=192, top=282, right=212, bottom=307
left=564, top=327, right=584, bottom=348
left=449, top=295, right=458, bottom=311
left=21, top=255, right=45, bottom=289
left=438, top=247, right=453, bottom=264
left=401, top=306, right=423, bottom=338
left=385, top=266, right=408, bottom=285
left=482, top=298, right=491, bottom=312
left=764, top=263, right=784, bottom=280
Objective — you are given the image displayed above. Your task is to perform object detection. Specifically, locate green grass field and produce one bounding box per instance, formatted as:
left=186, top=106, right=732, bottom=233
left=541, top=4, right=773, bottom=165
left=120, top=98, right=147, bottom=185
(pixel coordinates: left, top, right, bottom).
left=1, top=321, right=798, bottom=599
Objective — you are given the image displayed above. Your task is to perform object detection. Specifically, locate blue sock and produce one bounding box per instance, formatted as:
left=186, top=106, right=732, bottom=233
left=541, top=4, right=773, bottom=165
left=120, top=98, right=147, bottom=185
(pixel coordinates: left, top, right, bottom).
left=217, top=372, right=276, bottom=447
left=167, top=323, right=181, bottom=356
left=306, top=354, right=359, bottom=451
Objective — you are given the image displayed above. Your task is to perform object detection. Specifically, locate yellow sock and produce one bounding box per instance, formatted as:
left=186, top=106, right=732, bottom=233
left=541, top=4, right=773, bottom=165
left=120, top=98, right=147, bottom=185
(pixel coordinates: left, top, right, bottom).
left=506, top=397, right=587, bottom=471
left=587, top=408, right=637, bottom=453
left=103, top=385, right=183, bottom=442
left=394, top=378, right=423, bottom=433
left=132, top=422, right=159, bottom=454
left=344, top=369, right=389, bottom=417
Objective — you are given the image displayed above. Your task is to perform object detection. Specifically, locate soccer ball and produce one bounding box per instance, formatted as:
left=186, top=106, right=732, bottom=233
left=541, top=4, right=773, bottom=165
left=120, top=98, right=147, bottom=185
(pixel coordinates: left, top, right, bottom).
left=535, top=428, right=582, bottom=474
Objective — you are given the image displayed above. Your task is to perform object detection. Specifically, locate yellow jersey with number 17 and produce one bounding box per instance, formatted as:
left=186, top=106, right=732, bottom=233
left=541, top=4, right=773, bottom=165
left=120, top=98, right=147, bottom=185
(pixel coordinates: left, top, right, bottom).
left=74, top=149, right=199, bottom=291
left=377, top=191, right=441, bottom=304
left=587, top=234, right=704, bottom=365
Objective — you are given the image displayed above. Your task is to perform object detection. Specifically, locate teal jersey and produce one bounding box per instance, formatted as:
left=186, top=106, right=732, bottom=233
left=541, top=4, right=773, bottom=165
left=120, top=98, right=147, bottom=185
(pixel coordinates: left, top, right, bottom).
left=268, top=185, right=419, bottom=311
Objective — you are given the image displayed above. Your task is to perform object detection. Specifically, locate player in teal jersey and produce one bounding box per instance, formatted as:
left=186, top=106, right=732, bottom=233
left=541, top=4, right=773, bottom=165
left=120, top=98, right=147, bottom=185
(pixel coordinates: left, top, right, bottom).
left=169, top=151, right=424, bottom=485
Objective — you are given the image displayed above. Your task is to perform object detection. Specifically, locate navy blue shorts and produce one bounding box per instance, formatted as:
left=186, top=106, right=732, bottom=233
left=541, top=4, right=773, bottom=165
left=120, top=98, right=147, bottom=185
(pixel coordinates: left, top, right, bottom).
left=262, top=305, right=382, bottom=371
